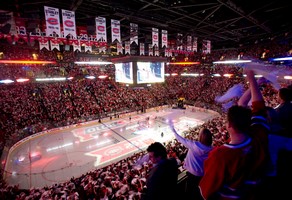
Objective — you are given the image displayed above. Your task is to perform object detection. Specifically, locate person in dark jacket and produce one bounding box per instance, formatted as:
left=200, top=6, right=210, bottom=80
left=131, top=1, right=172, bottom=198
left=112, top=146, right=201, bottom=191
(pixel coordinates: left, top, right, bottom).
left=142, top=142, right=178, bottom=200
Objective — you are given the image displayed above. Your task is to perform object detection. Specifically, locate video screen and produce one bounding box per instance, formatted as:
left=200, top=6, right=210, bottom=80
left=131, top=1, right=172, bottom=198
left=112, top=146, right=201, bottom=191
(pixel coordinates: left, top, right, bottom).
left=137, top=62, right=165, bottom=84
left=115, top=62, right=133, bottom=84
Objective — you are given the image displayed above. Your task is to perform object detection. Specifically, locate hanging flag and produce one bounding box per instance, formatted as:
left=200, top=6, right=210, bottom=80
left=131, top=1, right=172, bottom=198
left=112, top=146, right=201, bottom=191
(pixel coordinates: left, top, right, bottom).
left=187, top=36, right=192, bottom=51
left=177, top=33, right=183, bottom=50
left=152, top=28, right=159, bottom=47
left=140, top=43, right=145, bottom=55
left=130, top=23, right=138, bottom=45
left=149, top=44, right=153, bottom=56
left=192, top=37, right=197, bottom=52
left=161, top=30, right=168, bottom=48
left=50, top=37, right=60, bottom=51
left=85, top=41, right=92, bottom=52
left=39, top=36, right=50, bottom=50
left=96, top=17, right=107, bottom=42
left=154, top=46, right=159, bottom=56
left=117, top=42, right=123, bottom=54
left=125, top=41, right=130, bottom=55
left=72, top=39, right=81, bottom=52
left=111, top=19, right=121, bottom=43
left=207, top=40, right=211, bottom=53
left=62, top=9, right=76, bottom=39
left=44, top=6, right=61, bottom=37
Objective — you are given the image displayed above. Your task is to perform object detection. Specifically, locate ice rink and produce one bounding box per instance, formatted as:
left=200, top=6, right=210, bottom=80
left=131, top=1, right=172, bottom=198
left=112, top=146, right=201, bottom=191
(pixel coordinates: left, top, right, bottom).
left=3, top=106, right=219, bottom=189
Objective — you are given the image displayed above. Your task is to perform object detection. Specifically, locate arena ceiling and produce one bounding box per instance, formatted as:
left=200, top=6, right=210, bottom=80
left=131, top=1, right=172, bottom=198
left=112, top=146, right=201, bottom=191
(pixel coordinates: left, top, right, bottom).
left=2, top=0, right=292, bottom=50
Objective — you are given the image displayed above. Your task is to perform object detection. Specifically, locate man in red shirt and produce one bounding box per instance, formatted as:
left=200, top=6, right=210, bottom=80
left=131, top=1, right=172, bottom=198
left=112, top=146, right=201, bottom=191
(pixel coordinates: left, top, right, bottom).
left=199, top=69, right=270, bottom=200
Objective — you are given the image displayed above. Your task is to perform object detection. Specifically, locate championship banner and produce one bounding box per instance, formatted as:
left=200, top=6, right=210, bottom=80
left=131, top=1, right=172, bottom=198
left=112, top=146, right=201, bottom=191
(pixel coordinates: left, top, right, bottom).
left=165, top=49, right=172, bottom=57
left=111, top=19, right=121, bottom=43
left=177, top=33, right=183, bottom=50
left=192, top=37, right=197, bottom=52
left=44, top=6, right=61, bottom=37
left=96, top=17, right=107, bottom=42
left=161, top=30, right=168, bottom=48
left=148, top=44, right=153, bottom=56
left=207, top=40, right=211, bottom=53
left=85, top=41, right=92, bottom=52
left=39, top=37, right=50, bottom=50
left=50, top=37, right=60, bottom=51
left=140, top=43, right=145, bottom=55
left=202, top=40, right=211, bottom=54
left=62, top=9, right=76, bottom=39
left=117, top=42, right=123, bottom=54
left=187, top=35, right=192, bottom=51
left=130, top=23, right=138, bottom=45
left=125, top=41, right=130, bottom=55
left=72, top=39, right=81, bottom=52
left=154, top=46, right=159, bottom=56
left=152, top=28, right=159, bottom=47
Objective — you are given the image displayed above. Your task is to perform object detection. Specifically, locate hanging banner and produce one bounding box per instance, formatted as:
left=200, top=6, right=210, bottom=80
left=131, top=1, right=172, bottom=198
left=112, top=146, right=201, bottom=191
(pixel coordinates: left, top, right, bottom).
left=149, top=44, right=153, bottom=56
left=202, top=40, right=211, bottom=54
left=192, top=37, right=197, bottom=52
left=125, top=41, right=130, bottom=55
left=130, top=23, right=138, bottom=45
left=161, top=30, right=168, bottom=48
left=140, top=43, right=145, bottom=55
left=207, top=40, right=211, bottom=53
left=96, top=17, right=107, bottom=42
left=85, top=41, right=92, bottom=52
left=152, top=28, right=159, bottom=47
left=111, top=19, right=121, bottom=43
left=39, top=37, right=50, bottom=50
left=50, top=37, right=60, bottom=51
left=187, top=35, right=192, bottom=51
left=177, top=33, right=183, bottom=50
left=165, top=49, right=172, bottom=57
left=72, top=39, right=81, bottom=52
left=62, top=9, right=76, bottom=39
left=44, top=6, right=61, bottom=37
left=117, top=42, right=123, bottom=54
left=154, top=46, right=159, bottom=56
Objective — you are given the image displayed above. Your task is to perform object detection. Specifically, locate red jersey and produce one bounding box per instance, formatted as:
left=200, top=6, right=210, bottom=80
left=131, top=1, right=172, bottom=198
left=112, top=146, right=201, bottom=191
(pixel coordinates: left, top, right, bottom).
left=199, top=101, right=269, bottom=200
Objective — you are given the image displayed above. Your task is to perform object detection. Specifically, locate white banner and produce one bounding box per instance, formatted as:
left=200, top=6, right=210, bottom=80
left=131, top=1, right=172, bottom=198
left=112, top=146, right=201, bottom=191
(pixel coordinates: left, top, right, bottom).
left=207, top=40, right=211, bottom=53
left=149, top=44, right=153, bottom=56
left=44, top=6, right=61, bottom=37
left=130, top=23, right=138, bottom=45
left=117, top=42, right=123, bottom=54
left=140, top=43, right=145, bottom=55
left=62, top=9, right=76, bottom=39
left=125, top=41, right=130, bottom=55
left=111, top=19, right=121, bottom=43
left=73, top=40, right=81, bottom=52
left=177, top=33, right=183, bottom=50
left=187, top=35, right=192, bottom=51
left=152, top=28, right=159, bottom=47
left=192, top=37, right=197, bottom=52
left=161, top=30, right=168, bottom=48
left=85, top=44, right=92, bottom=52
left=96, top=17, right=107, bottom=42
left=50, top=38, right=60, bottom=51
left=39, top=37, right=50, bottom=50
left=154, top=46, right=159, bottom=56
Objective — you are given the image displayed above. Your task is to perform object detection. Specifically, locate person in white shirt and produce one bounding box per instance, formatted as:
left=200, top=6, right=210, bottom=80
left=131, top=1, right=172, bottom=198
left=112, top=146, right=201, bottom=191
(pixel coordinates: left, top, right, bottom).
left=171, top=126, right=213, bottom=200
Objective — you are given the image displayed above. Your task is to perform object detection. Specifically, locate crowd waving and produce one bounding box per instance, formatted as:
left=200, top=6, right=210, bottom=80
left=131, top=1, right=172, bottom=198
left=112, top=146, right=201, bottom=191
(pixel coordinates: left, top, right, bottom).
left=0, top=38, right=292, bottom=199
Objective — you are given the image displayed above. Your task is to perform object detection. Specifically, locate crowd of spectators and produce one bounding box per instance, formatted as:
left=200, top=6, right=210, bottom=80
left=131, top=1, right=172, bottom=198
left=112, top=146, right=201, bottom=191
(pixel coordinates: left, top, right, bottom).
left=0, top=38, right=292, bottom=199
